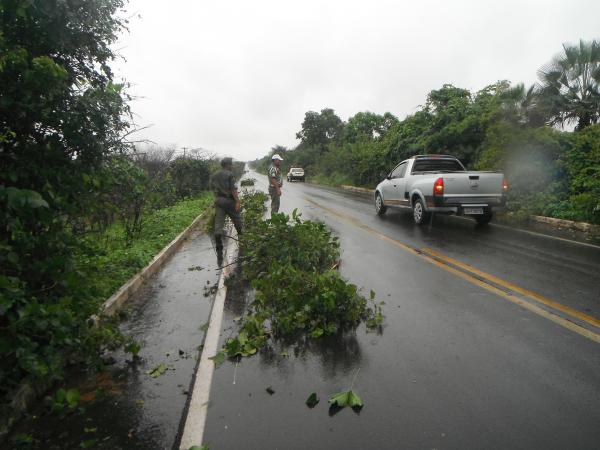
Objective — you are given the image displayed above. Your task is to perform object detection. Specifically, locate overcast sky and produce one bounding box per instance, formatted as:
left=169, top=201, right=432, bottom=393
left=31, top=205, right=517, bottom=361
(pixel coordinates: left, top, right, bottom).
left=112, top=0, right=600, bottom=161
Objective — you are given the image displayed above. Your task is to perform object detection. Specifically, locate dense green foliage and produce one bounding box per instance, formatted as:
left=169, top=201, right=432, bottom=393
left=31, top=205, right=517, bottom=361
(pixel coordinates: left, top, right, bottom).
left=221, top=193, right=382, bottom=358
left=252, top=39, right=600, bottom=224
left=557, top=125, right=600, bottom=223
left=0, top=0, right=224, bottom=408
left=75, top=194, right=213, bottom=305
left=1, top=0, right=131, bottom=402
left=295, top=108, right=344, bottom=151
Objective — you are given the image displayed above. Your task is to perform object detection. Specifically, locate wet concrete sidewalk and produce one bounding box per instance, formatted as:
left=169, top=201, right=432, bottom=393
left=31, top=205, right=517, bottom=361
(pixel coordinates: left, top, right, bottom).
left=10, top=229, right=221, bottom=450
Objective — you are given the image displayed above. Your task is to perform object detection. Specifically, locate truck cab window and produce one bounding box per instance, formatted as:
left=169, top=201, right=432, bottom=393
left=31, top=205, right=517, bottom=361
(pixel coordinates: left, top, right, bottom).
left=391, top=162, right=407, bottom=179
left=412, top=159, right=465, bottom=172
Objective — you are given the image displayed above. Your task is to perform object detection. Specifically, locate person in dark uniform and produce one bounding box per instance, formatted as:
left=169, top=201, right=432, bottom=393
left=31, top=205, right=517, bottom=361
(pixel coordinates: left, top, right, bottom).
left=210, top=157, right=242, bottom=256
left=268, top=153, right=284, bottom=217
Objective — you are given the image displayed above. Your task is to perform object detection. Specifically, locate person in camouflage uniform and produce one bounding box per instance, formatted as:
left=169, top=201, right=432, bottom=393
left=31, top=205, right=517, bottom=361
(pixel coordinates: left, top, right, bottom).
left=210, top=157, right=242, bottom=254
left=268, top=154, right=284, bottom=217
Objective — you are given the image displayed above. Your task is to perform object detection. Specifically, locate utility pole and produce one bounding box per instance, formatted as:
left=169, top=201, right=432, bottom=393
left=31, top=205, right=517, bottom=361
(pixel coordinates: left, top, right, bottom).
left=181, top=147, right=208, bottom=159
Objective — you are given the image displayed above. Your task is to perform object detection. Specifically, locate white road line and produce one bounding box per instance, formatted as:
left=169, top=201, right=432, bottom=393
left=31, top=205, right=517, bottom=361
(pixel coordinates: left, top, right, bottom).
left=489, top=221, right=600, bottom=250
left=179, top=231, right=238, bottom=449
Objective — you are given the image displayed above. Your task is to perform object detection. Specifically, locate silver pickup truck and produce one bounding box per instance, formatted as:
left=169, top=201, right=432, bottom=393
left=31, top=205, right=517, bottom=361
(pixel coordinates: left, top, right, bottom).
left=374, top=155, right=508, bottom=225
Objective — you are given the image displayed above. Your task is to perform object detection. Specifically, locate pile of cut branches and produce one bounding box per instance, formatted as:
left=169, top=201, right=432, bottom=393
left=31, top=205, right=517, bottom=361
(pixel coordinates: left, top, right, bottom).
left=220, top=192, right=383, bottom=358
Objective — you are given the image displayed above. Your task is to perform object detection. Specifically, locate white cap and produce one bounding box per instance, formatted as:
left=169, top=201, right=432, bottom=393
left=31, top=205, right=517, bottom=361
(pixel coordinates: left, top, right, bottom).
left=272, top=154, right=284, bottom=161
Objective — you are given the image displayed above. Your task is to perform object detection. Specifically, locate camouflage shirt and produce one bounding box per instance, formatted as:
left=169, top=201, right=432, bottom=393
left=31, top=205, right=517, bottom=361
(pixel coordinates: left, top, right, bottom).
left=268, top=164, right=282, bottom=188
left=210, top=169, right=238, bottom=199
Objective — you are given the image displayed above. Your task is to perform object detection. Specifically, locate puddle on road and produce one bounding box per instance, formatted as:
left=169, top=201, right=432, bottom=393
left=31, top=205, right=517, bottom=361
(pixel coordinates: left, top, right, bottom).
left=9, top=231, right=221, bottom=450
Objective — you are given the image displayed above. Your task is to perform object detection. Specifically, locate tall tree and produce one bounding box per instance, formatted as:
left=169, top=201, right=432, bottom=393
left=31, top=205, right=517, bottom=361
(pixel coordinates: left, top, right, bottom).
left=499, top=83, right=547, bottom=127
left=270, top=144, right=289, bottom=158
left=296, top=108, right=344, bottom=150
left=537, top=39, right=600, bottom=130
left=343, top=111, right=397, bottom=143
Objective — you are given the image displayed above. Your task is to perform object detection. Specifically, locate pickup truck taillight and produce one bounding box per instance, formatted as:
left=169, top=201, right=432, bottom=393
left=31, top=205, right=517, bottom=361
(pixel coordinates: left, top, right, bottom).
left=433, top=177, right=444, bottom=196
left=503, top=177, right=509, bottom=192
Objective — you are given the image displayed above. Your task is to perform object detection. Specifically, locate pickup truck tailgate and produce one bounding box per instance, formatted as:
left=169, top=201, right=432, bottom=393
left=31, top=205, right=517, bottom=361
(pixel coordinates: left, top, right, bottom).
left=443, top=172, right=504, bottom=203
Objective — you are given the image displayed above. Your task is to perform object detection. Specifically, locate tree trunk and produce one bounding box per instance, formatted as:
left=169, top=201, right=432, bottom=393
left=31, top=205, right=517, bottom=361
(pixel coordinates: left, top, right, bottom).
left=576, top=115, right=592, bottom=131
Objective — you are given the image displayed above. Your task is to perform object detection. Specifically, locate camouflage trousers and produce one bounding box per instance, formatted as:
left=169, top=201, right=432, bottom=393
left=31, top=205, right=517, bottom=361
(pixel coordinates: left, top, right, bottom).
left=269, top=187, right=280, bottom=216
left=214, top=197, right=242, bottom=237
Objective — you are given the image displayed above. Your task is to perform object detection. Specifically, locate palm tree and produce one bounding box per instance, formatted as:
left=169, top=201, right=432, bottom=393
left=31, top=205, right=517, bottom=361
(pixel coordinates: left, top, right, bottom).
left=499, top=83, right=546, bottom=127
left=537, top=39, right=600, bottom=130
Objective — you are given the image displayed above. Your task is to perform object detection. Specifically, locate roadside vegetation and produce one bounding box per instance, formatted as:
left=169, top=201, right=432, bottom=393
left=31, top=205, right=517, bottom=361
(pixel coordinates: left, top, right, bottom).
left=252, top=39, right=600, bottom=225
left=0, top=1, right=247, bottom=417
left=75, top=193, right=213, bottom=307
left=216, top=192, right=383, bottom=360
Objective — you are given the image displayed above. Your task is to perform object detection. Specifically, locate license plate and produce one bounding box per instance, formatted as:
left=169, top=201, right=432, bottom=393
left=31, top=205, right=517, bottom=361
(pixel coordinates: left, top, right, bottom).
left=464, top=207, right=484, bottom=215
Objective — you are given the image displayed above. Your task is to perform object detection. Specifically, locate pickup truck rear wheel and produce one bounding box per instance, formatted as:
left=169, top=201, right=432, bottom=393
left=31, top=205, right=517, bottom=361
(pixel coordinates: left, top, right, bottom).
left=475, top=212, right=493, bottom=225
left=412, top=198, right=431, bottom=225
left=375, top=193, right=387, bottom=215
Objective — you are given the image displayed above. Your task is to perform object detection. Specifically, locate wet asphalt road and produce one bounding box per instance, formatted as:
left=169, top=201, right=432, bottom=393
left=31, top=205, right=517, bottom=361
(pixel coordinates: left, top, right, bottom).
left=202, top=172, right=600, bottom=450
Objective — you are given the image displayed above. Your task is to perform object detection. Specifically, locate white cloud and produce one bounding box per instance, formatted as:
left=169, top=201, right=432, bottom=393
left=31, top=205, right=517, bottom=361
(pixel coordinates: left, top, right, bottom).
left=112, top=0, right=600, bottom=160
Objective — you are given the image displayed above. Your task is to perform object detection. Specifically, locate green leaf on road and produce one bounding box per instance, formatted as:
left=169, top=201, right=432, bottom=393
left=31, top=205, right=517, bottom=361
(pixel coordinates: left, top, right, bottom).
left=66, top=388, right=80, bottom=409
left=306, top=392, right=319, bottom=408
left=328, top=390, right=363, bottom=409
left=224, top=332, right=259, bottom=357
left=189, top=445, right=209, bottom=450
left=209, top=351, right=226, bottom=368
left=12, top=433, right=34, bottom=445
left=124, top=340, right=141, bottom=357
left=146, top=363, right=168, bottom=378
left=309, top=327, right=324, bottom=338
left=266, top=386, right=275, bottom=395
left=199, top=322, right=210, bottom=332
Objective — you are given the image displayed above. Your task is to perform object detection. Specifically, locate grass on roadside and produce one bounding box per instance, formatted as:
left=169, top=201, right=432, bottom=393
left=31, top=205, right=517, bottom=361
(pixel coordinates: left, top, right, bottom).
left=75, top=193, right=213, bottom=304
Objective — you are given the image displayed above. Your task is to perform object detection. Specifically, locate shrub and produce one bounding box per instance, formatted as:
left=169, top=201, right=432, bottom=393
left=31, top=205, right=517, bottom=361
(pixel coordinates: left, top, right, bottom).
left=0, top=0, right=131, bottom=401
left=221, top=193, right=383, bottom=358
left=560, top=124, right=600, bottom=223
left=169, top=157, right=211, bottom=199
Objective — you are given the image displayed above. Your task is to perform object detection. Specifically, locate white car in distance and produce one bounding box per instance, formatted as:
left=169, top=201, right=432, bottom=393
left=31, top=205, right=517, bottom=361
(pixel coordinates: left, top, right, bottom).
left=287, top=167, right=305, bottom=182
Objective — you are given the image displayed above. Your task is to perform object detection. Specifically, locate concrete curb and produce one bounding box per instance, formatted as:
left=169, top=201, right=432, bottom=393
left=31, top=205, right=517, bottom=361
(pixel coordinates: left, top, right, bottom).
left=340, top=184, right=374, bottom=195
left=102, top=210, right=209, bottom=316
left=529, top=215, right=600, bottom=235
left=179, top=227, right=238, bottom=449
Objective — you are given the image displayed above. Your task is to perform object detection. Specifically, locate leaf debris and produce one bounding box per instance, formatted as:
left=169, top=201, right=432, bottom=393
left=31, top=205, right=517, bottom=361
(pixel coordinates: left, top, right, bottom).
left=306, top=392, right=319, bottom=408
left=328, top=390, right=363, bottom=410
left=146, top=363, right=168, bottom=378
left=209, top=351, right=226, bottom=368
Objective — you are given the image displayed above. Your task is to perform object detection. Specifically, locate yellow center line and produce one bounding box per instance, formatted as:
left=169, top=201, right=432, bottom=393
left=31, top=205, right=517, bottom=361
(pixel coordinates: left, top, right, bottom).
left=304, top=197, right=600, bottom=344
left=421, top=247, right=600, bottom=329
